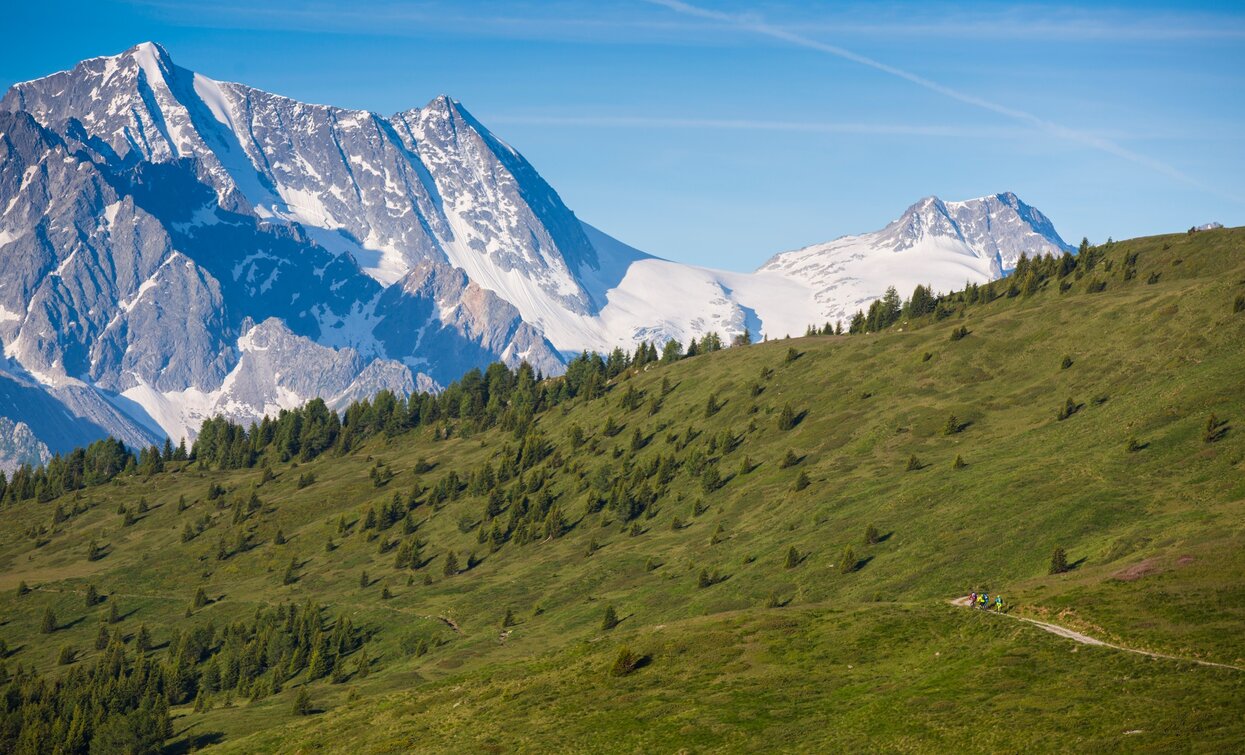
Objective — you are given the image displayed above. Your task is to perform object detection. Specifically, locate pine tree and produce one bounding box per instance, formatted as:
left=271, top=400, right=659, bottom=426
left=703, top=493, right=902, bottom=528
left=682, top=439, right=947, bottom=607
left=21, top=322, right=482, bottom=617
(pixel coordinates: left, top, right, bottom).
left=40, top=607, right=56, bottom=633
left=95, top=625, right=110, bottom=651
left=107, top=601, right=120, bottom=624
left=136, top=624, right=152, bottom=651
left=779, top=449, right=799, bottom=469
left=180, top=523, right=195, bottom=543
left=502, top=608, right=516, bottom=628
left=381, top=586, right=392, bottom=600
left=1049, top=547, right=1070, bottom=574
left=953, top=454, right=967, bottom=470
left=906, top=454, right=921, bottom=471
left=943, top=414, right=960, bottom=435
left=293, top=688, right=312, bottom=716
left=793, top=471, right=810, bottom=491
left=193, top=587, right=209, bottom=608
left=282, top=559, right=298, bottom=585
left=839, top=546, right=857, bottom=574
left=443, top=550, right=459, bottom=576
left=359, top=571, right=369, bottom=589
left=784, top=546, right=800, bottom=569
left=865, top=525, right=880, bottom=545
left=16, top=580, right=29, bottom=596
left=57, top=645, right=75, bottom=665
left=777, top=403, right=797, bottom=431
left=274, top=529, right=286, bottom=545
left=602, top=604, right=619, bottom=631
left=84, top=584, right=99, bottom=607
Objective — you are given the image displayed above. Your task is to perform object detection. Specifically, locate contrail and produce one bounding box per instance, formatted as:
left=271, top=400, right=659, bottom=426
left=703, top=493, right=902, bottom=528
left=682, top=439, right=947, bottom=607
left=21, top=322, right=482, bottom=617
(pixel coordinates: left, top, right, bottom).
left=647, top=0, right=1235, bottom=201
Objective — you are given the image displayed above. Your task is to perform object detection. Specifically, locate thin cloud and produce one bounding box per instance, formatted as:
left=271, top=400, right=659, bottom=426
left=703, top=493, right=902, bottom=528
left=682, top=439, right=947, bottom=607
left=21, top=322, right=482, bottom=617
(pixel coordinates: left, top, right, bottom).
left=647, top=0, right=1238, bottom=203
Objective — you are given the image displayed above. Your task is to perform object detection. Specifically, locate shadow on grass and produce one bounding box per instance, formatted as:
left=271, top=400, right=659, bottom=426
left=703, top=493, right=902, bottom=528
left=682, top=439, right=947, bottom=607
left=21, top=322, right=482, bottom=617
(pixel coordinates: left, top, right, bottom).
left=164, top=730, right=225, bottom=754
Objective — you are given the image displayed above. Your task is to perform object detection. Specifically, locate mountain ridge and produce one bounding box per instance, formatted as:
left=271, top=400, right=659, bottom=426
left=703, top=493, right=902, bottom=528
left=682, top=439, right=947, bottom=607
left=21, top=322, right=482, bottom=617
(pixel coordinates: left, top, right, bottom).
left=1, top=42, right=1073, bottom=449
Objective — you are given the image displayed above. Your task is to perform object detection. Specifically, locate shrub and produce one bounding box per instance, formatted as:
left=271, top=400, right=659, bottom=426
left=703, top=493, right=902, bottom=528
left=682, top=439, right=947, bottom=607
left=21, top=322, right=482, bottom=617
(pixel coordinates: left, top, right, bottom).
left=1126, top=437, right=1144, bottom=453
left=865, top=525, right=880, bottom=545
left=906, top=455, right=921, bottom=471
left=610, top=646, right=642, bottom=677
left=949, top=326, right=969, bottom=341
left=1061, top=355, right=1073, bottom=370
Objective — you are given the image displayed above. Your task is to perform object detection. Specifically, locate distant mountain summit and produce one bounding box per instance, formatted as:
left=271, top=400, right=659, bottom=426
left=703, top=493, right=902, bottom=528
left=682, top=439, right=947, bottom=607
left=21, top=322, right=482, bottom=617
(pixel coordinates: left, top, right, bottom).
left=0, top=42, right=1074, bottom=450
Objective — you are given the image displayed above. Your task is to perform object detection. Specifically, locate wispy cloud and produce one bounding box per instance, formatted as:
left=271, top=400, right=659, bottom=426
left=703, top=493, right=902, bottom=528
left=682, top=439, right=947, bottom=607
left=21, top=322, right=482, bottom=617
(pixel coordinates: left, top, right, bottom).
left=647, top=0, right=1239, bottom=203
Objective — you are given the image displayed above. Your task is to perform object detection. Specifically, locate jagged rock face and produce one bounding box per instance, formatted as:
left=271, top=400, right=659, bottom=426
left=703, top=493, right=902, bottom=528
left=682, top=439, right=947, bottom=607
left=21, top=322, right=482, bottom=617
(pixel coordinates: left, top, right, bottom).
left=0, top=416, right=51, bottom=473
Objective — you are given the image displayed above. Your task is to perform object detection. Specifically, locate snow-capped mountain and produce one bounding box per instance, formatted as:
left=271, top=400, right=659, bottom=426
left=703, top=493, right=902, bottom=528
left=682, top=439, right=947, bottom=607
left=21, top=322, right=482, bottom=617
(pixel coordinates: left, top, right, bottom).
left=0, top=42, right=1074, bottom=454
left=757, top=193, right=1075, bottom=327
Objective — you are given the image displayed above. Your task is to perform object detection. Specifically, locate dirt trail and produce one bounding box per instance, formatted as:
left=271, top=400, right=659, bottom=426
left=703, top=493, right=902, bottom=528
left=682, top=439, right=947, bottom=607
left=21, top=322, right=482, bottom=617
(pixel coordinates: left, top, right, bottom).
left=951, top=596, right=1243, bottom=672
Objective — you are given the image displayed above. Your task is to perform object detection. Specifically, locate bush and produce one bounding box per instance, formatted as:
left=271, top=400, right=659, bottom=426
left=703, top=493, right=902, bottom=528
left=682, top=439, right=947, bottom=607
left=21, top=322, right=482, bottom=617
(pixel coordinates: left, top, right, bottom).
left=610, top=646, right=642, bottom=677
left=906, top=455, right=921, bottom=471
left=865, top=525, right=880, bottom=545
left=1061, top=355, right=1073, bottom=370
left=949, top=325, right=969, bottom=341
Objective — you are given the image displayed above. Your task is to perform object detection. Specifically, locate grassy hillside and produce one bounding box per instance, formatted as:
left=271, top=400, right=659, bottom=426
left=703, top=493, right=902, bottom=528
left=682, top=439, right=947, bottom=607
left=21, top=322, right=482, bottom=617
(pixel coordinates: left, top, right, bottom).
left=1, top=227, right=1243, bottom=753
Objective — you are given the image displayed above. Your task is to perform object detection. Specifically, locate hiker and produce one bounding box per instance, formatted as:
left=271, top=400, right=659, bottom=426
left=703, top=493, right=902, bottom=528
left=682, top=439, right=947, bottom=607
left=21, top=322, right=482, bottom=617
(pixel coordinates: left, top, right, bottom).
left=979, top=592, right=989, bottom=609
left=994, top=596, right=1004, bottom=612
left=969, top=591, right=977, bottom=607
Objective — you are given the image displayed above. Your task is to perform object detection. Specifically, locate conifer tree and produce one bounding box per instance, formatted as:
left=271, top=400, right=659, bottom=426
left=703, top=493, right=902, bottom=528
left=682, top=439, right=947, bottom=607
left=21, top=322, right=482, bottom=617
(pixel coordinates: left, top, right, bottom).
left=602, top=604, right=619, bottom=631
left=95, top=625, right=110, bottom=651
left=865, top=525, right=880, bottom=545
left=1049, top=547, right=1070, bottom=574
left=778, top=403, right=797, bottom=431
left=502, top=608, right=516, bottom=628
left=17, top=580, right=29, bottom=596
left=784, top=546, right=800, bottom=569
left=839, top=546, right=857, bottom=574
left=610, top=646, right=641, bottom=677
left=906, top=454, right=921, bottom=471
left=793, top=471, right=810, bottom=491
left=108, top=601, right=120, bottom=624
left=293, top=688, right=312, bottom=716
left=274, top=528, right=286, bottom=545
left=943, top=414, right=960, bottom=435
left=443, top=550, right=459, bottom=576
left=953, top=454, right=967, bottom=470
left=359, top=571, right=369, bottom=589
left=136, top=624, right=152, bottom=651
left=84, top=584, right=99, bottom=607
left=40, top=607, right=57, bottom=633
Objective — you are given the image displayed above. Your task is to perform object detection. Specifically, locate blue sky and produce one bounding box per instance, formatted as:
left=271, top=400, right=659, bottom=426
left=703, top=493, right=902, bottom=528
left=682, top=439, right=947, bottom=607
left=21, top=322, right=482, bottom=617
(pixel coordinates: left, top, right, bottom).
left=3, top=1, right=1242, bottom=270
